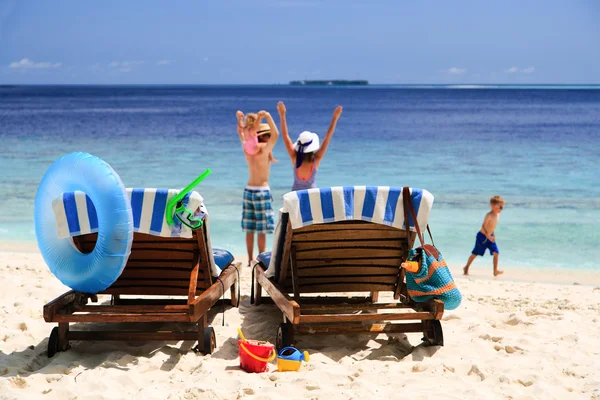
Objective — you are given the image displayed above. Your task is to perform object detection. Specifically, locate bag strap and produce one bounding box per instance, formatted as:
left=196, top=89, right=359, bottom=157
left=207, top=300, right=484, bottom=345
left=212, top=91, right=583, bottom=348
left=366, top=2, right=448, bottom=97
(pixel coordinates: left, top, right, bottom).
left=426, top=224, right=435, bottom=247
left=402, top=187, right=440, bottom=259
left=401, top=188, right=412, bottom=260
left=402, top=187, right=425, bottom=247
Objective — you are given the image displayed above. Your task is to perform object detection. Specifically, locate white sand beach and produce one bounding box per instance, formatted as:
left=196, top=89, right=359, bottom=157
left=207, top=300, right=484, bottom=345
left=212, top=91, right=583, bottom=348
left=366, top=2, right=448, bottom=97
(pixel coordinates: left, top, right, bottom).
left=1, top=249, right=600, bottom=400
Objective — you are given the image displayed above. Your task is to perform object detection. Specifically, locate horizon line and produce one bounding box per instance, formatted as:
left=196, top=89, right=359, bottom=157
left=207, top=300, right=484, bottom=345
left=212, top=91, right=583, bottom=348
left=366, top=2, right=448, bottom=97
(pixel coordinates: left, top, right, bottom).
left=2, top=83, right=600, bottom=87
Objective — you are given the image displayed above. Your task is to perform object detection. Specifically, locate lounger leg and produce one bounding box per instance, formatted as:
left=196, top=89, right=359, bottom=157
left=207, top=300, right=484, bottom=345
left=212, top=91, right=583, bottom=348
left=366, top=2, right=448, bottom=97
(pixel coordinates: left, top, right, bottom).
left=230, top=279, right=239, bottom=307
left=58, top=323, right=70, bottom=351
left=422, top=320, right=444, bottom=347
left=193, top=314, right=206, bottom=353
left=276, top=320, right=295, bottom=352
left=254, top=277, right=262, bottom=306
left=194, top=314, right=216, bottom=354
left=370, top=291, right=379, bottom=303
left=198, top=314, right=207, bottom=340
left=111, top=295, right=120, bottom=305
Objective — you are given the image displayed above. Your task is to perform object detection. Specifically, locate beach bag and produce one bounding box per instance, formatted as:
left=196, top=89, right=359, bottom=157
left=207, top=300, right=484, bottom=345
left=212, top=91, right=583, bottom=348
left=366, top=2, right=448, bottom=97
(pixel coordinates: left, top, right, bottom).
left=402, top=187, right=462, bottom=310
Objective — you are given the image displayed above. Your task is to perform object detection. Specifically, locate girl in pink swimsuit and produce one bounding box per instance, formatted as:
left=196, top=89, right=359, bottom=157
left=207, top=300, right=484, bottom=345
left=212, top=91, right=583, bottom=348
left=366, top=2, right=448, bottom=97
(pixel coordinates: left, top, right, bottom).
left=236, top=111, right=277, bottom=162
left=277, top=101, right=343, bottom=191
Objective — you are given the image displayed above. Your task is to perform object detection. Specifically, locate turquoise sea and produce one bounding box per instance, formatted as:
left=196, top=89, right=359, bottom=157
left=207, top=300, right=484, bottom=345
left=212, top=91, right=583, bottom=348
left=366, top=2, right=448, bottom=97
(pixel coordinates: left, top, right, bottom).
left=1, top=85, right=599, bottom=270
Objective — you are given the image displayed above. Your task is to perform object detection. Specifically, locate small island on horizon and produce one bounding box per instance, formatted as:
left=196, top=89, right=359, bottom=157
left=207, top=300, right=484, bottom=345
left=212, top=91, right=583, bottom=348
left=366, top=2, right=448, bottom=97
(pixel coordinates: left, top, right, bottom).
left=290, top=80, right=369, bottom=86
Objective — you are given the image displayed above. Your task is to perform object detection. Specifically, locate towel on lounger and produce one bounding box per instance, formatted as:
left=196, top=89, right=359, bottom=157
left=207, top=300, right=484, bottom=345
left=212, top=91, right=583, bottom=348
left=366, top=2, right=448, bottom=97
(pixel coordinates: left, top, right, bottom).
left=52, top=189, right=223, bottom=276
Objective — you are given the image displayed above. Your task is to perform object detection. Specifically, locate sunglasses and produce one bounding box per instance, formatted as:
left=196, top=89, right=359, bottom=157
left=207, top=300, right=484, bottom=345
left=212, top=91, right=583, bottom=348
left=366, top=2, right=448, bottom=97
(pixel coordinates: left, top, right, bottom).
left=498, top=206, right=504, bottom=210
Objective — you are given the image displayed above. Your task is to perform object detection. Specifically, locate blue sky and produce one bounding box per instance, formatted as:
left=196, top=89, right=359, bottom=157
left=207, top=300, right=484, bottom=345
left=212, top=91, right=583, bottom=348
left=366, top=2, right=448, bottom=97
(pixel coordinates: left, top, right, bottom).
left=1, top=0, right=599, bottom=84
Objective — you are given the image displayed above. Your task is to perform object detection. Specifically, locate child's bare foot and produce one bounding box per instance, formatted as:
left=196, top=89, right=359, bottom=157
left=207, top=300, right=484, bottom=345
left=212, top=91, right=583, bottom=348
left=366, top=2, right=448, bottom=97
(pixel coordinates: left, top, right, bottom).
left=494, top=270, right=504, bottom=276
left=463, top=266, right=469, bottom=276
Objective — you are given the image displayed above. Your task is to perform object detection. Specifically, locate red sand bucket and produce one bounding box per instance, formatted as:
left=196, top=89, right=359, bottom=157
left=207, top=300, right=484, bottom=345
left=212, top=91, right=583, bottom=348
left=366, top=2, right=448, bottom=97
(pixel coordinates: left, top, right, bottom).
left=238, top=340, right=276, bottom=373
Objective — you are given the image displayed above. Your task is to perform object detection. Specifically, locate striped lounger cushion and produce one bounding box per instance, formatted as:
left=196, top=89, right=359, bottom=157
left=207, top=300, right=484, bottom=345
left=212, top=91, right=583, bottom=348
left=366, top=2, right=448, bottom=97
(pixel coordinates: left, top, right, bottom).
left=283, top=186, right=433, bottom=230
left=52, top=189, right=223, bottom=276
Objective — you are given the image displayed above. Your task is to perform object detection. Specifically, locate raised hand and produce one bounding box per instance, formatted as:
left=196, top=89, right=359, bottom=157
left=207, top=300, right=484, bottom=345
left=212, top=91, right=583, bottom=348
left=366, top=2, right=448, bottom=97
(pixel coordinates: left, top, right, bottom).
left=236, top=111, right=245, bottom=136
left=259, top=111, right=272, bottom=122
left=333, top=105, right=343, bottom=119
left=277, top=101, right=286, bottom=115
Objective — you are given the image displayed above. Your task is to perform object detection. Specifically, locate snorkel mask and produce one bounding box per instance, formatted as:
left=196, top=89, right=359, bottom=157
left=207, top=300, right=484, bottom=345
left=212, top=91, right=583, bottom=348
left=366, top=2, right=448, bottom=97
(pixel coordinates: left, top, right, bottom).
left=174, top=200, right=205, bottom=230
left=166, top=169, right=212, bottom=230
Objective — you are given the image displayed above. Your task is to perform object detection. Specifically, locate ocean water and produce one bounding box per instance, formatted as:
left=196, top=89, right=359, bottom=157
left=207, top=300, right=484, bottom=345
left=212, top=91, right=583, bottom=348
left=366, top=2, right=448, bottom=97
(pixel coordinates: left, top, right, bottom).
left=1, top=85, right=599, bottom=270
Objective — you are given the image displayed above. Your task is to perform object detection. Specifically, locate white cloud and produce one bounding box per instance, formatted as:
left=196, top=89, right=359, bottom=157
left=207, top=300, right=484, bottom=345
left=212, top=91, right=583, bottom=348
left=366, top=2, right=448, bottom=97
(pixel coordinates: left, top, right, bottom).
left=108, top=60, right=144, bottom=72
left=447, top=67, right=467, bottom=75
left=156, top=59, right=173, bottom=66
left=505, top=66, right=535, bottom=74
left=522, top=66, right=535, bottom=74
left=9, top=58, right=62, bottom=69
left=263, top=0, right=321, bottom=8
left=108, top=60, right=144, bottom=67
left=89, top=64, right=104, bottom=73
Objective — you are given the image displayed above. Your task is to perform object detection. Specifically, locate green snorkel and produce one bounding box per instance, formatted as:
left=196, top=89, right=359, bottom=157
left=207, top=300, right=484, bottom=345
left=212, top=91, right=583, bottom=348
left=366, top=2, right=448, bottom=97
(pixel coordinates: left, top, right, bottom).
left=166, top=169, right=212, bottom=229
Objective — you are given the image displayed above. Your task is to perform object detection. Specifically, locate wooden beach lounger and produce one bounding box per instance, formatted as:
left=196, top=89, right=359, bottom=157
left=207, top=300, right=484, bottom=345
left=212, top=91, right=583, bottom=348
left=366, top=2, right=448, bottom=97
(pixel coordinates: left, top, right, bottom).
left=43, top=189, right=240, bottom=357
left=252, top=186, right=444, bottom=350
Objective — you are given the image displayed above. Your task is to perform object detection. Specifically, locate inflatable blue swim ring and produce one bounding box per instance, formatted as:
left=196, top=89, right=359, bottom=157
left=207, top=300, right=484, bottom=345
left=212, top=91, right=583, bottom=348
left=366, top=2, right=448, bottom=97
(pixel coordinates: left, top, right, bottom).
left=34, top=152, right=134, bottom=293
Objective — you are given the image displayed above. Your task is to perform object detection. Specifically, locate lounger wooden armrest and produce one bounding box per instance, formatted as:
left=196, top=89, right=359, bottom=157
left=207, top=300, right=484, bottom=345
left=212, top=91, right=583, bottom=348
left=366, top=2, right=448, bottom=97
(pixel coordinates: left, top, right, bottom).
left=189, top=262, right=241, bottom=320
left=43, top=290, right=78, bottom=322
left=254, top=265, right=300, bottom=324
left=417, top=298, right=445, bottom=320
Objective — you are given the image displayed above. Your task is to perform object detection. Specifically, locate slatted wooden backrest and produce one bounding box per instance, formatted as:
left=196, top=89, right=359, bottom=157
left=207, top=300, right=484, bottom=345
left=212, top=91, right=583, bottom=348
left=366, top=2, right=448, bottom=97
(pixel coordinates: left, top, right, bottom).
left=278, top=220, right=416, bottom=296
left=73, top=225, right=213, bottom=297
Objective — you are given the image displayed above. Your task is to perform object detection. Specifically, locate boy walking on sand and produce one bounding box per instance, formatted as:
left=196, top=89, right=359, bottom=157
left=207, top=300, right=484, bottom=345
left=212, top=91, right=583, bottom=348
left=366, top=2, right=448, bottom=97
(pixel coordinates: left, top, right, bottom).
left=464, top=196, right=505, bottom=276
left=237, top=110, right=279, bottom=266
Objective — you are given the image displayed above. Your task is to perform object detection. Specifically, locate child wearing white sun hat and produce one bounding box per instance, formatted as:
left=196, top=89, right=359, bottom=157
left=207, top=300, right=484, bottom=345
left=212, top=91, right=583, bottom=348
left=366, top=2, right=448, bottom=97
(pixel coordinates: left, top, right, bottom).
left=277, top=101, right=343, bottom=191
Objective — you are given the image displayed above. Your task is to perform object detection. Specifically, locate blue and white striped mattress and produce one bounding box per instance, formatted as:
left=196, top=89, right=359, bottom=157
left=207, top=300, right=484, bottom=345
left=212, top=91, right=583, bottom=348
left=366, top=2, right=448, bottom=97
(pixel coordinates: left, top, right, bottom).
left=265, top=186, right=433, bottom=278
left=282, top=186, right=433, bottom=230
left=52, top=189, right=222, bottom=276
left=52, top=189, right=204, bottom=238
